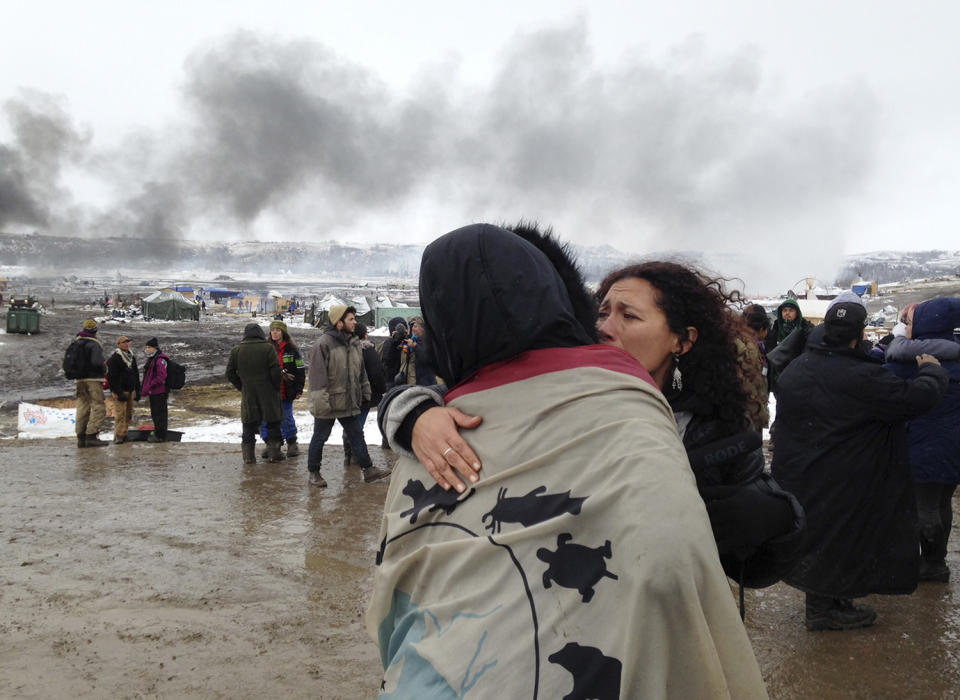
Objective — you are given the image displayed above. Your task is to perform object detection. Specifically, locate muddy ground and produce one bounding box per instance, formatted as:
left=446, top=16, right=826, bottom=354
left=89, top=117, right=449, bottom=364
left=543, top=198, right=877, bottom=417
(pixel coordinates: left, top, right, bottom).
left=3, top=301, right=960, bottom=697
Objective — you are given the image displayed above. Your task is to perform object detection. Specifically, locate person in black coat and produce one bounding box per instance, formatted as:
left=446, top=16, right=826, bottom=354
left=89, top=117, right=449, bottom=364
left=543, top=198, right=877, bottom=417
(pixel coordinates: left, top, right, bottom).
left=381, top=317, right=409, bottom=389
left=344, top=322, right=387, bottom=466
left=771, top=297, right=949, bottom=631
left=106, top=335, right=141, bottom=444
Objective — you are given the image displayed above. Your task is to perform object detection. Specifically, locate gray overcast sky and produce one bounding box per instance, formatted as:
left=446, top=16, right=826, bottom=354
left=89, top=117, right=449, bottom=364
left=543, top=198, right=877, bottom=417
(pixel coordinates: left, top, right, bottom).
left=2, top=0, right=958, bottom=268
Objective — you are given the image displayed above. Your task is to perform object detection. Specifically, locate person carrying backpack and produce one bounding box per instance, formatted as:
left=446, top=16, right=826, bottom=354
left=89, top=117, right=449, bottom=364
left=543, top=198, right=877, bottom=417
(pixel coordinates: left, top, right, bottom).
left=141, top=337, right=170, bottom=443
left=65, top=319, right=109, bottom=447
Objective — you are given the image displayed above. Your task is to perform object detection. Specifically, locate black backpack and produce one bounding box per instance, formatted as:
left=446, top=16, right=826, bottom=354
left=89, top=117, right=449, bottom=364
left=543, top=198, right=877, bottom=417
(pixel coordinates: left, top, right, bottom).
left=165, top=358, right=186, bottom=390
left=63, top=339, right=89, bottom=380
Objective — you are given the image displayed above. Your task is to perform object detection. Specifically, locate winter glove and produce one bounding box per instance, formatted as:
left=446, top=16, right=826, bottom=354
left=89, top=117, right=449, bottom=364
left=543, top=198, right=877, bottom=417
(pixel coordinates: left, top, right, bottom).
left=115, top=392, right=128, bottom=402
left=700, top=483, right=795, bottom=556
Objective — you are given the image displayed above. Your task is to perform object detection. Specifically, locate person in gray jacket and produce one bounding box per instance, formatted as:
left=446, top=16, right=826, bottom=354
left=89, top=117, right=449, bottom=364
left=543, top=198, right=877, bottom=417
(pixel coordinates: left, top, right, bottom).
left=306, top=305, right=390, bottom=487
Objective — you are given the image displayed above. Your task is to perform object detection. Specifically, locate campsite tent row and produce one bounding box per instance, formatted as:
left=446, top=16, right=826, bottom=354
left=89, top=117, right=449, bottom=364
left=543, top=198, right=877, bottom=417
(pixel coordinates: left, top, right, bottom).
left=306, top=294, right=421, bottom=329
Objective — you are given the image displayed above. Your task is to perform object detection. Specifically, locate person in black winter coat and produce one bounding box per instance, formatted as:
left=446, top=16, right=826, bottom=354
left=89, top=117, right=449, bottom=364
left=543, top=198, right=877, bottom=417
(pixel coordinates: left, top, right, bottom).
left=771, top=296, right=949, bottom=631
left=106, top=335, right=141, bottom=444
left=344, top=323, right=387, bottom=466
left=381, top=317, right=409, bottom=389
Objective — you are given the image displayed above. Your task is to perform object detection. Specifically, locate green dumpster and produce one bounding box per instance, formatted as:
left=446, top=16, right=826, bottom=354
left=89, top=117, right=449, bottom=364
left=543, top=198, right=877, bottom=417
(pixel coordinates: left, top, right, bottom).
left=7, top=307, right=40, bottom=333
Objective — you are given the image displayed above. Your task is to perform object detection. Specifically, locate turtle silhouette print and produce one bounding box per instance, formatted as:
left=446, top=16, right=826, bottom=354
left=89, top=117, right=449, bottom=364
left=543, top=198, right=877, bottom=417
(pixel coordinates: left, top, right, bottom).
left=537, top=533, right=618, bottom=602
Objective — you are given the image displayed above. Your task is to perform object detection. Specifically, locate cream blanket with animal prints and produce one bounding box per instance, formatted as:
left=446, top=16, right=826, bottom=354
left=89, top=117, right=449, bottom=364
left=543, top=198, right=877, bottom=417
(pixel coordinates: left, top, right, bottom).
left=367, top=346, right=767, bottom=699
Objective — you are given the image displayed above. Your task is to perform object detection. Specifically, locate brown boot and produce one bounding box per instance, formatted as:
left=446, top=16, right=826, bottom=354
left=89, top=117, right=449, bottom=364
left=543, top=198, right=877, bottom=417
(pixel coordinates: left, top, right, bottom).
left=266, top=440, right=285, bottom=463
left=85, top=434, right=109, bottom=447
left=242, top=443, right=257, bottom=465
left=285, top=437, right=299, bottom=457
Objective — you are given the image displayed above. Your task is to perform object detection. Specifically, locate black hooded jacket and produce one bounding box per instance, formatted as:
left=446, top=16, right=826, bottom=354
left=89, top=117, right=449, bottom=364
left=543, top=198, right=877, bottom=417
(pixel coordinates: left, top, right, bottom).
left=419, top=223, right=593, bottom=387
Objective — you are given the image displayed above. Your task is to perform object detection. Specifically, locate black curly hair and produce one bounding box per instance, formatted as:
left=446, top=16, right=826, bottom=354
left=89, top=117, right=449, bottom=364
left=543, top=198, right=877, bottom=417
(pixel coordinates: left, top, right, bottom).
left=596, top=261, right=749, bottom=435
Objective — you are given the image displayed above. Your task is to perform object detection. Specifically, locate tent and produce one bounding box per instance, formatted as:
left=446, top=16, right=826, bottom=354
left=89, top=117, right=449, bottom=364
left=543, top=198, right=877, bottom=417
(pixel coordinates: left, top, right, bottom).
left=374, top=306, right=422, bottom=328
left=311, top=294, right=375, bottom=328
left=143, top=290, right=200, bottom=321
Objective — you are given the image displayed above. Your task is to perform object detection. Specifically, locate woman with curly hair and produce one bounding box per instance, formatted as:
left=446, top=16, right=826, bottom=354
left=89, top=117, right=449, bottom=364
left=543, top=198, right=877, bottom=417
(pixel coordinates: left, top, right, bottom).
left=593, top=262, right=802, bottom=588
left=381, top=256, right=803, bottom=591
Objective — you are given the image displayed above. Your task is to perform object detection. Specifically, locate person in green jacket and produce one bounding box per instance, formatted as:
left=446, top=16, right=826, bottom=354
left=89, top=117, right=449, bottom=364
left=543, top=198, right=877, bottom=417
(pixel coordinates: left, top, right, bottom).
left=226, top=323, right=284, bottom=464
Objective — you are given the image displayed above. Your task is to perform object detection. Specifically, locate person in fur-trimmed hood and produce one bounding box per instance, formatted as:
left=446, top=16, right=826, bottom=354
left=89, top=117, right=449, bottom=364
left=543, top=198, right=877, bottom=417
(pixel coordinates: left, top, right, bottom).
left=368, top=223, right=767, bottom=698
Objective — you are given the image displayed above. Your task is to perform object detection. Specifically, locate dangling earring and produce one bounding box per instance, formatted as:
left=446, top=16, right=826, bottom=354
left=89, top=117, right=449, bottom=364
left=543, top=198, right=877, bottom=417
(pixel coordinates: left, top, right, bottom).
left=671, top=353, right=683, bottom=392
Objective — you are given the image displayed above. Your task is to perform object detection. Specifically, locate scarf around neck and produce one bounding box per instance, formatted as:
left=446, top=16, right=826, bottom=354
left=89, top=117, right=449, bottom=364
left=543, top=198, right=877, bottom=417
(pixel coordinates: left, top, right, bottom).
left=113, top=347, right=134, bottom=368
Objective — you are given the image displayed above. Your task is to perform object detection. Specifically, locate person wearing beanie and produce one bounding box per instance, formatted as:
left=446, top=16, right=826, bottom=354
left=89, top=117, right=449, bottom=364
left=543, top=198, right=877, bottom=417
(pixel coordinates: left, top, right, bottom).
left=772, top=292, right=950, bottom=630
left=765, top=298, right=814, bottom=395
left=306, top=305, right=389, bottom=486
left=227, top=323, right=285, bottom=464
left=141, top=338, right=170, bottom=442
left=884, top=297, right=960, bottom=582
left=257, top=320, right=305, bottom=458
left=106, top=336, right=141, bottom=444
left=66, top=319, right=109, bottom=447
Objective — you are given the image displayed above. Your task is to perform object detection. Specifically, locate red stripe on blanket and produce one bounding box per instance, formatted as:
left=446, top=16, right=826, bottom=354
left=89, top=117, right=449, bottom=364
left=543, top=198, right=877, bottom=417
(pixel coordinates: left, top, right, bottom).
left=444, top=345, right=659, bottom=402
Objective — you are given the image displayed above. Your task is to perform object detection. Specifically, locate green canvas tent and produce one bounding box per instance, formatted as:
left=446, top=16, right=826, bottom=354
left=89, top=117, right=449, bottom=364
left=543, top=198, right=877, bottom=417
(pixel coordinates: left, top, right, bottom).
left=143, top=290, right=200, bottom=321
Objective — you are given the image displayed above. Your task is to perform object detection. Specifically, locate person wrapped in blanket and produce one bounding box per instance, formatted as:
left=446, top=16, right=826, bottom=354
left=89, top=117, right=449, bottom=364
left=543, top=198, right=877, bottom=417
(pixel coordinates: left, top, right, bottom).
left=367, top=223, right=769, bottom=698
left=380, top=237, right=803, bottom=593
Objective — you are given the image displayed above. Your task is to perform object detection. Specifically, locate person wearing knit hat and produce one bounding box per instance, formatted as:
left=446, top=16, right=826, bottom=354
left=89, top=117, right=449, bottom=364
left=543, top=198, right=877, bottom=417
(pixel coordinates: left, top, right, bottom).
left=884, top=296, right=960, bottom=582
left=141, top=338, right=171, bottom=442
left=227, top=323, right=286, bottom=464
left=327, top=305, right=348, bottom=327
left=772, top=294, right=949, bottom=630
left=306, top=304, right=390, bottom=485
left=66, top=319, right=108, bottom=447
left=106, top=335, right=141, bottom=443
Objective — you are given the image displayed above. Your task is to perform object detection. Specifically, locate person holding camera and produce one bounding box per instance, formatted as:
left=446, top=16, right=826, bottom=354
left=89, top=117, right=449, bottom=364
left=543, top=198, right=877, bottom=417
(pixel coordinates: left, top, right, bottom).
left=381, top=317, right=409, bottom=390
left=393, top=317, right=439, bottom=387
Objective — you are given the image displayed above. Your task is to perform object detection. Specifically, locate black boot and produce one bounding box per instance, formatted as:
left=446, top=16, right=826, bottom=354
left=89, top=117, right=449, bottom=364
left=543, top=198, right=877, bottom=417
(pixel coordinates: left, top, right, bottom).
left=919, top=558, right=950, bottom=582
left=308, top=470, right=328, bottom=487
left=85, top=434, right=109, bottom=447
left=343, top=439, right=353, bottom=466
left=285, top=437, right=299, bottom=457
left=77, top=434, right=87, bottom=448
left=266, top=440, right=285, bottom=463
left=805, top=594, right=876, bottom=631
left=242, top=443, right=257, bottom=464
